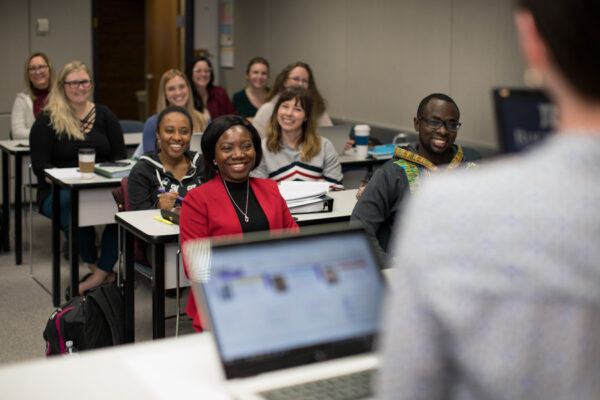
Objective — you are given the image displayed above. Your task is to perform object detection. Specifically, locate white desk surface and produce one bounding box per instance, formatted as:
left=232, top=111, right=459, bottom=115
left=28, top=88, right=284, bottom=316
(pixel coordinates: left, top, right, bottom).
left=0, top=139, right=30, bottom=153
left=45, top=167, right=122, bottom=185
left=116, top=189, right=357, bottom=232
left=339, top=149, right=392, bottom=164
left=116, top=208, right=180, bottom=237
left=0, top=333, right=229, bottom=400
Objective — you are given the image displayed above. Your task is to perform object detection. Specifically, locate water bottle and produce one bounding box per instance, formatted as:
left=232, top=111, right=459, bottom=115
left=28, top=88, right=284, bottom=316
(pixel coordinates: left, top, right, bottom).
left=65, top=340, right=78, bottom=355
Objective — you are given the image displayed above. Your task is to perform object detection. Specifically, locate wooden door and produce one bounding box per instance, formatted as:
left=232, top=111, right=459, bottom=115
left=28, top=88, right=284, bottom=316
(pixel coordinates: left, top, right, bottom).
left=94, top=0, right=145, bottom=120
left=145, top=0, right=183, bottom=117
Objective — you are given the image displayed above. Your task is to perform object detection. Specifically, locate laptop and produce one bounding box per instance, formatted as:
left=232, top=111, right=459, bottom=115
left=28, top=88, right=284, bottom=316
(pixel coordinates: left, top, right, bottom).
left=184, top=224, right=386, bottom=399
left=319, top=125, right=354, bottom=155
left=493, top=88, right=556, bottom=153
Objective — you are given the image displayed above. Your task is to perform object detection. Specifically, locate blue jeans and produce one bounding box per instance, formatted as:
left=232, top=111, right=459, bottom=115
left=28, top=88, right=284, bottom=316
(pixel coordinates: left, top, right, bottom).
left=41, top=191, right=118, bottom=273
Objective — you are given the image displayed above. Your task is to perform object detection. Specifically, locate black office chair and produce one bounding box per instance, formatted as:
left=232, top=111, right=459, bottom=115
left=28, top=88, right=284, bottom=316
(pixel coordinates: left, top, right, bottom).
left=119, top=120, right=144, bottom=134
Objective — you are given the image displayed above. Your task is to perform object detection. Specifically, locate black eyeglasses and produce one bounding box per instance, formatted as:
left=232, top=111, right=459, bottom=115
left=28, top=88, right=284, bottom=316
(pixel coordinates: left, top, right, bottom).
left=28, top=65, right=48, bottom=72
left=418, top=117, right=462, bottom=132
left=64, top=80, right=92, bottom=89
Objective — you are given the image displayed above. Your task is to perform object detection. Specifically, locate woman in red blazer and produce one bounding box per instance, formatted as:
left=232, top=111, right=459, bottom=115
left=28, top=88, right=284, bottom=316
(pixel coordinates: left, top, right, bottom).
left=180, top=115, right=299, bottom=331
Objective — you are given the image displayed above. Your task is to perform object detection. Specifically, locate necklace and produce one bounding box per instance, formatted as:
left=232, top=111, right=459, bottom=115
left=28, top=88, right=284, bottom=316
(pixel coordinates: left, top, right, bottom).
left=222, top=176, right=250, bottom=223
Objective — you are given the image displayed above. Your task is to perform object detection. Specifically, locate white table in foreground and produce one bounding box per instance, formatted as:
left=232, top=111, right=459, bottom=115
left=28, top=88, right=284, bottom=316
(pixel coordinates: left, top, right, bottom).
left=0, top=333, right=228, bottom=400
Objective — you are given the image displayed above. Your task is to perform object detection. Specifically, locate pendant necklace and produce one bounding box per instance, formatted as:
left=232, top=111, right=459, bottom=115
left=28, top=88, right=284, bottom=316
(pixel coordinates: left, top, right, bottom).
left=222, top=176, right=250, bottom=223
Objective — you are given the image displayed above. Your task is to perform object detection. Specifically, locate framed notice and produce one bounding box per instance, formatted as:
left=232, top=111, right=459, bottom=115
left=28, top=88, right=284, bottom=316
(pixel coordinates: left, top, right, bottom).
left=219, top=0, right=234, bottom=68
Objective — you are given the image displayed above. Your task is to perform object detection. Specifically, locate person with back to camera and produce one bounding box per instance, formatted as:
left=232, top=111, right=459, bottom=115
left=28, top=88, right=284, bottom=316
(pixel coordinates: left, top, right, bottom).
left=252, top=61, right=333, bottom=138
left=232, top=57, right=270, bottom=122
left=180, top=115, right=299, bottom=332
left=11, top=52, right=55, bottom=139
left=186, top=56, right=237, bottom=121
left=129, top=105, right=204, bottom=266
left=351, top=93, right=476, bottom=262
left=141, top=69, right=207, bottom=153
left=252, top=86, right=343, bottom=190
left=29, top=60, right=126, bottom=297
left=379, top=0, right=600, bottom=399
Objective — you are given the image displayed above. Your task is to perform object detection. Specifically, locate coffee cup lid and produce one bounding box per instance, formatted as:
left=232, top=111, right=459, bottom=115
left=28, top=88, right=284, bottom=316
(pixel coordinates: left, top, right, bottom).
left=79, top=148, right=95, bottom=154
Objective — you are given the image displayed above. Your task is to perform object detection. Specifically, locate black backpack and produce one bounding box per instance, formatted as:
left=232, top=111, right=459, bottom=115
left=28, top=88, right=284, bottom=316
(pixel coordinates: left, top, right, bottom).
left=43, top=282, right=125, bottom=355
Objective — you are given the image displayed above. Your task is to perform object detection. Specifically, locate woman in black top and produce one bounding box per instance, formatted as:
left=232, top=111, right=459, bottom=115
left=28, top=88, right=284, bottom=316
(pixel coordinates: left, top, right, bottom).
left=30, top=60, right=126, bottom=296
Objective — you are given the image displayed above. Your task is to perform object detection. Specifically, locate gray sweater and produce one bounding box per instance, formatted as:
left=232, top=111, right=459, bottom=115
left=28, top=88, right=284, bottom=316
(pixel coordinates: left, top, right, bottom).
left=251, top=137, right=343, bottom=189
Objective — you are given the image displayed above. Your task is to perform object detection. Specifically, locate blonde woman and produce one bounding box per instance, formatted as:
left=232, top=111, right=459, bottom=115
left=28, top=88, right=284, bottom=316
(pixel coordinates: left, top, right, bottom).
left=30, top=60, right=127, bottom=296
left=11, top=52, right=55, bottom=139
left=252, top=86, right=343, bottom=190
left=141, top=69, right=207, bottom=153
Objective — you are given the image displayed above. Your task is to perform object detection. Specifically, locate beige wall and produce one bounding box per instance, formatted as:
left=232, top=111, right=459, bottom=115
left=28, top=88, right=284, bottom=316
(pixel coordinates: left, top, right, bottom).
left=0, top=0, right=92, bottom=140
left=221, top=0, right=525, bottom=148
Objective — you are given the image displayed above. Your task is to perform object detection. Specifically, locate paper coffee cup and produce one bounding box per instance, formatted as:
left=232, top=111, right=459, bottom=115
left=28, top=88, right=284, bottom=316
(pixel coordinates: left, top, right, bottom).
left=78, top=148, right=96, bottom=179
left=354, top=124, right=370, bottom=158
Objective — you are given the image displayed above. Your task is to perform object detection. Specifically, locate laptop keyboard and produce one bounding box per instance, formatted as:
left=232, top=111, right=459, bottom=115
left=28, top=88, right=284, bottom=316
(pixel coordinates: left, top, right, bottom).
left=259, top=369, right=375, bottom=400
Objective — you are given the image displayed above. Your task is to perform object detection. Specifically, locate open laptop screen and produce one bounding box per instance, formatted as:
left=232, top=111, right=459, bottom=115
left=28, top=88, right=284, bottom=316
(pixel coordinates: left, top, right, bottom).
left=493, top=88, right=556, bottom=153
left=192, top=227, right=385, bottom=378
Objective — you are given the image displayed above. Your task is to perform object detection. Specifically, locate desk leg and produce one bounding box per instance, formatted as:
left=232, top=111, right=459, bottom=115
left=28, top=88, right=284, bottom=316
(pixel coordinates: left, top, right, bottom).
left=51, top=184, right=61, bottom=307
left=123, top=227, right=135, bottom=343
left=1, top=151, right=9, bottom=252
left=151, top=244, right=165, bottom=339
left=14, top=154, right=22, bottom=265
left=69, top=190, right=79, bottom=297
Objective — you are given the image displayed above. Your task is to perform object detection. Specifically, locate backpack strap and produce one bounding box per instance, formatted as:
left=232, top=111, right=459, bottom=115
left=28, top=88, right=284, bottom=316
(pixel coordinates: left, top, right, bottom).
left=86, top=283, right=125, bottom=345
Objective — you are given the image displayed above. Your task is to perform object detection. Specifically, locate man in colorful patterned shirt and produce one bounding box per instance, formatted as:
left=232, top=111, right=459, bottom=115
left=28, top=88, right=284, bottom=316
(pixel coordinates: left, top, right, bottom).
left=351, top=93, right=476, bottom=261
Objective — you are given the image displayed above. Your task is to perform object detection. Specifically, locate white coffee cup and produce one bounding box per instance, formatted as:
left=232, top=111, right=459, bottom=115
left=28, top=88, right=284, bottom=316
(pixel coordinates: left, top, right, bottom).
left=354, top=124, right=370, bottom=158
left=78, top=148, right=96, bottom=179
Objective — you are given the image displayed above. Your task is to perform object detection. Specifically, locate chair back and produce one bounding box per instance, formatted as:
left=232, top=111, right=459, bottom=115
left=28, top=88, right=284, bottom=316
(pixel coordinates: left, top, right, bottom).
left=112, top=177, right=149, bottom=265
left=119, top=120, right=144, bottom=134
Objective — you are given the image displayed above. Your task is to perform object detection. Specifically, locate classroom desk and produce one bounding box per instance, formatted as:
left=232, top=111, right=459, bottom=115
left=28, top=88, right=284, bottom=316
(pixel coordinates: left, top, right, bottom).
left=115, top=189, right=359, bottom=342
left=339, top=151, right=391, bottom=169
left=115, top=209, right=180, bottom=342
left=0, top=139, right=31, bottom=263
left=0, top=133, right=141, bottom=266
left=45, top=168, right=122, bottom=307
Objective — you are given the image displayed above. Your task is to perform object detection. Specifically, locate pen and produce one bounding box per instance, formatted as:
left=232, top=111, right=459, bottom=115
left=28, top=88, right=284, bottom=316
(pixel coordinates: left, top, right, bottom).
left=153, top=215, right=173, bottom=225
left=158, top=188, right=184, bottom=201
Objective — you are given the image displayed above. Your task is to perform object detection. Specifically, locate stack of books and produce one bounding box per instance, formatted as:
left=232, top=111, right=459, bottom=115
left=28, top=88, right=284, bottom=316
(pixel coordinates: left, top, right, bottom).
left=278, top=181, right=333, bottom=214
left=94, top=159, right=136, bottom=178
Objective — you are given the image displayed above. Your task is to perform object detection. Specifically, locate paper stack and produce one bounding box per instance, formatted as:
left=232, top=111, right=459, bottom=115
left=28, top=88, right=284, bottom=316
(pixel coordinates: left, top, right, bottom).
left=278, top=181, right=333, bottom=214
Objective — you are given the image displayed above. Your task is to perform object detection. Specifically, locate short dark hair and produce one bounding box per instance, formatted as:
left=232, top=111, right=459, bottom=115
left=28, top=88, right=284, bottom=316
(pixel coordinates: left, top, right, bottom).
left=517, top=0, right=600, bottom=101
left=416, top=93, right=460, bottom=120
left=201, top=115, right=263, bottom=181
left=156, top=105, right=193, bottom=133
left=186, top=56, right=214, bottom=111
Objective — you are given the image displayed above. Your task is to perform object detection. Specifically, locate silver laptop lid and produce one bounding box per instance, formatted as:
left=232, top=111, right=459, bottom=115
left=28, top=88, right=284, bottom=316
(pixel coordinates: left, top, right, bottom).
left=186, top=225, right=385, bottom=379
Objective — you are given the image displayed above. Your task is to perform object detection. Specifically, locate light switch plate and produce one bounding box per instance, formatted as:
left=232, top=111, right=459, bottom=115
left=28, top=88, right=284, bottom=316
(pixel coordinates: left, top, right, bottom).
left=37, top=18, right=50, bottom=34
